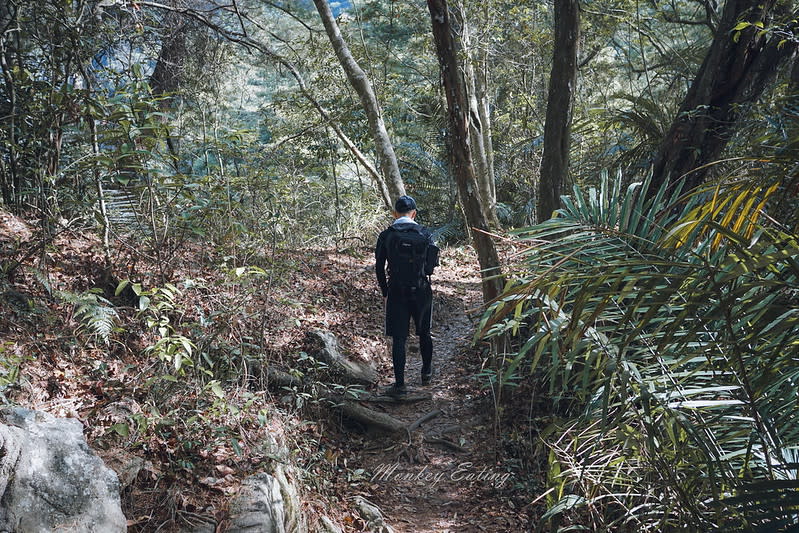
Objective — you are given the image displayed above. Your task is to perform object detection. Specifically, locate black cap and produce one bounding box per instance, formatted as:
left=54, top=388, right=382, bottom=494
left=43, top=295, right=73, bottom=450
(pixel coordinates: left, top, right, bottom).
left=394, top=195, right=417, bottom=213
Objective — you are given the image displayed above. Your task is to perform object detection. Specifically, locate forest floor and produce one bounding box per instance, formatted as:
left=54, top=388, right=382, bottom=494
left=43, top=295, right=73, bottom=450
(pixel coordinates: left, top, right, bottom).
left=0, top=211, right=538, bottom=531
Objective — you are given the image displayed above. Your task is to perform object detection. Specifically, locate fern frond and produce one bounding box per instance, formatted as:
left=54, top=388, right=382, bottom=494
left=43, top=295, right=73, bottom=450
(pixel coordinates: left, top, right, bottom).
left=59, top=289, right=119, bottom=345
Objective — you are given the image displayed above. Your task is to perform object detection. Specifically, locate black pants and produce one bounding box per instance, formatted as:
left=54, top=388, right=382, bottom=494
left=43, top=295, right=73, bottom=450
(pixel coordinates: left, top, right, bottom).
left=385, top=282, right=433, bottom=386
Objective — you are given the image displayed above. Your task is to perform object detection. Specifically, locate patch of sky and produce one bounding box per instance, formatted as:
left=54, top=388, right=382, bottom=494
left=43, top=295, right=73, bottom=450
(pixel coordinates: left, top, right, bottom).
left=330, top=0, right=352, bottom=16
left=295, top=0, right=350, bottom=16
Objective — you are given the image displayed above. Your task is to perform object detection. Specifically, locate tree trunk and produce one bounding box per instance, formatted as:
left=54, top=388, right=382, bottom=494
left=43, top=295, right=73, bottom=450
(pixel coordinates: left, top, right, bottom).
left=80, top=64, right=111, bottom=264
left=0, top=2, right=20, bottom=208
left=476, top=61, right=497, bottom=211
left=649, top=0, right=794, bottom=194
left=428, top=0, right=504, bottom=303
left=456, top=2, right=499, bottom=228
left=312, top=0, right=406, bottom=204
left=537, top=0, right=579, bottom=223
left=149, top=12, right=188, bottom=163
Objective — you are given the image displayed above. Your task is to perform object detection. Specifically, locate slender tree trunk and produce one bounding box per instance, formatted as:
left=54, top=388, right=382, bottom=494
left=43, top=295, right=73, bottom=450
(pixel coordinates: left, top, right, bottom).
left=538, top=0, right=579, bottom=223
left=428, top=0, right=503, bottom=304
left=456, top=2, right=499, bottom=228
left=81, top=70, right=111, bottom=263
left=0, top=2, right=20, bottom=208
left=650, top=0, right=794, bottom=194
left=476, top=56, right=497, bottom=208
left=312, top=0, right=406, bottom=204
left=149, top=12, right=187, bottom=164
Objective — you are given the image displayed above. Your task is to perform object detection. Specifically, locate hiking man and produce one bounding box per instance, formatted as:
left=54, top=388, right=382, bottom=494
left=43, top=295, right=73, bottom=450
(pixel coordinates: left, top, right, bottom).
left=375, top=195, right=439, bottom=397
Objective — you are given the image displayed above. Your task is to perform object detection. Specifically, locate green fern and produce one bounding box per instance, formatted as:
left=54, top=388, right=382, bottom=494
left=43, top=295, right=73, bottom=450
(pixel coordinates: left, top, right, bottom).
left=59, top=289, right=119, bottom=344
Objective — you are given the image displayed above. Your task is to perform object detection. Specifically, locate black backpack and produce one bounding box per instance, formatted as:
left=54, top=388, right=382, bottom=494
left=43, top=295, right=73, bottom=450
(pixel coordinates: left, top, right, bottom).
left=386, top=226, right=439, bottom=288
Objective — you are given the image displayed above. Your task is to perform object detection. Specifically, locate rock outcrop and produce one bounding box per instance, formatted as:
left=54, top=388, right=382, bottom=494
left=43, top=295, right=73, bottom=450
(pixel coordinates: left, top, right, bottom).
left=0, top=406, right=127, bottom=532
left=227, top=473, right=286, bottom=532
left=224, top=433, right=307, bottom=533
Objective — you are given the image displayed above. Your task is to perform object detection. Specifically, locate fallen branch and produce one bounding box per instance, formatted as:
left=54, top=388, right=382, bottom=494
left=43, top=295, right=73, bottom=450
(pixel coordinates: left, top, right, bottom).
left=436, top=424, right=462, bottom=435
left=263, top=367, right=302, bottom=390
left=407, top=409, right=442, bottom=433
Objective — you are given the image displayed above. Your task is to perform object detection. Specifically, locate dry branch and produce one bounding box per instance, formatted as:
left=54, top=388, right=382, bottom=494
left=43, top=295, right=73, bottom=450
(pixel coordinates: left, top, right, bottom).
left=335, top=401, right=407, bottom=434
left=408, top=409, right=442, bottom=433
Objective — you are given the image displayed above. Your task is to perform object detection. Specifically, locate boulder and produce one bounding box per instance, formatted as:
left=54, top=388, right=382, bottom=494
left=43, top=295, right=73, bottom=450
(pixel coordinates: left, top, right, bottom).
left=0, top=406, right=126, bottom=532
left=306, top=329, right=379, bottom=385
left=226, top=433, right=307, bottom=533
left=227, top=473, right=286, bottom=533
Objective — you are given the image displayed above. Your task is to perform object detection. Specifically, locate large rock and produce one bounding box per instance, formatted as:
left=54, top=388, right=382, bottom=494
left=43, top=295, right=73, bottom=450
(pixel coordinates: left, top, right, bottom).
left=228, top=473, right=286, bottom=533
left=0, top=407, right=127, bottom=532
left=225, top=433, right=307, bottom=533
left=226, top=467, right=306, bottom=533
left=306, top=329, right=379, bottom=385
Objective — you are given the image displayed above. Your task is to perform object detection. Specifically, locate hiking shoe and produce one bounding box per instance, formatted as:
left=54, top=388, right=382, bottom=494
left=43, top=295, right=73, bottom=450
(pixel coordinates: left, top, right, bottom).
left=385, top=383, right=407, bottom=398
left=421, top=368, right=433, bottom=385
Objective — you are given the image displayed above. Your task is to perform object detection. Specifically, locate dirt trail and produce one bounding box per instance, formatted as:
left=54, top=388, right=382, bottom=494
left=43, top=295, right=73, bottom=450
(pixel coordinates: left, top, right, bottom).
left=347, top=256, right=527, bottom=532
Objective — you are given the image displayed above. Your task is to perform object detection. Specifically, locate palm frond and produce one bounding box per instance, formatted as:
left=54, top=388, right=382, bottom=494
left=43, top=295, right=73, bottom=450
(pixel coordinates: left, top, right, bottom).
left=482, top=171, right=799, bottom=530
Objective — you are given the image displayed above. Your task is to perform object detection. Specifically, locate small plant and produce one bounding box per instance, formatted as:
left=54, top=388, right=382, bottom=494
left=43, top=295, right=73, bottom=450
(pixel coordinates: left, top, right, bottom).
left=0, top=342, right=30, bottom=400
left=59, top=288, right=119, bottom=344
left=120, top=280, right=197, bottom=373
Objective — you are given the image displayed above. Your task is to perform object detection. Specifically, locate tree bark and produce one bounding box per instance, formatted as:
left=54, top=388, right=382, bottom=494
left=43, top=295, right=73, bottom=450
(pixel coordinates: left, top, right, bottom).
left=0, top=1, right=20, bottom=208
left=149, top=11, right=188, bottom=162
left=650, top=0, right=795, bottom=194
left=476, top=64, right=497, bottom=211
left=538, top=0, right=579, bottom=223
left=80, top=66, right=111, bottom=264
left=312, top=0, right=406, bottom=204
left=456, top=2, right=499, bottom=228
left=428, top=0, right=504, bottom=303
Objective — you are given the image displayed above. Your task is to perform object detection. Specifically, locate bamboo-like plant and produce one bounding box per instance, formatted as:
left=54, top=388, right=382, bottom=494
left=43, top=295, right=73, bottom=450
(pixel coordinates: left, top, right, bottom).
left=480, top=171, right=799, bottom=531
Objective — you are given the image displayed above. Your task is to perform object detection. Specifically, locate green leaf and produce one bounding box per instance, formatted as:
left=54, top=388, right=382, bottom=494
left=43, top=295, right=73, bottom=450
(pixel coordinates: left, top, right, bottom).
left=231, top=438, right=243, bottom=457
left=109, top=423, right=130, bottom=437
left=209, top=380, right=224, bottom=399
left=180, top=337, right=194, bottom=356
left=115, top=279, right=130, bottom=296
left=541, top=494, right=585, bottom=521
